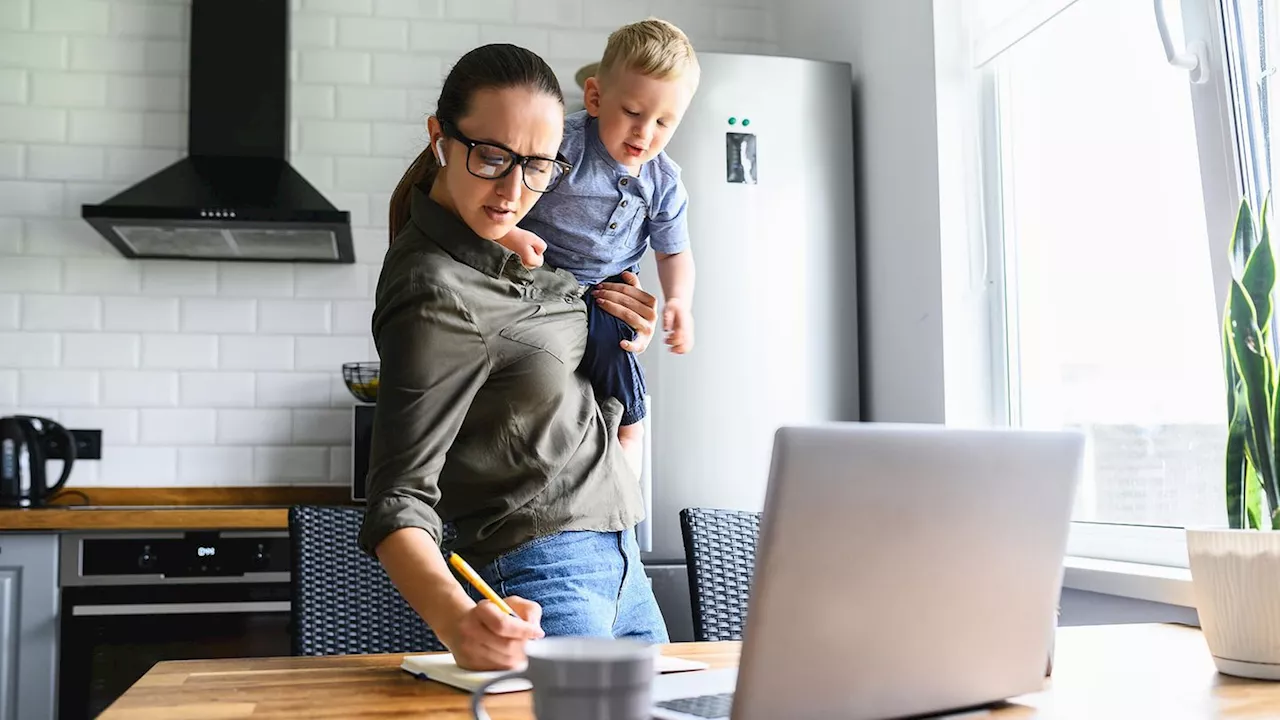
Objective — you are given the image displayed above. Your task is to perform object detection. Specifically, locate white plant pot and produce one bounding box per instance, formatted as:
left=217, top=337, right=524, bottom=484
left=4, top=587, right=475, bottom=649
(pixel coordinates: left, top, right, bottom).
left=1186, top=528, right=1280, bottom=680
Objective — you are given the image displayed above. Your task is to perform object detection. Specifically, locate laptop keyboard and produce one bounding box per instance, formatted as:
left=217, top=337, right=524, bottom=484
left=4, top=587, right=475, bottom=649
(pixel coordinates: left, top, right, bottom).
left=655, top=693, right=735, bottom=718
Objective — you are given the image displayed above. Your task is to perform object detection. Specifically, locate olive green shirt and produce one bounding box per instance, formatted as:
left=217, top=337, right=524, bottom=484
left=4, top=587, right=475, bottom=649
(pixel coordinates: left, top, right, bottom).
left=357, top=184, right=644, bottom=567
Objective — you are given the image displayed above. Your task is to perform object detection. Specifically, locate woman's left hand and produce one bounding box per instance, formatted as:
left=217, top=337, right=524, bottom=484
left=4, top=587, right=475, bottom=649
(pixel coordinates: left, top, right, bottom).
left=593, top=271, right=658, bottom=354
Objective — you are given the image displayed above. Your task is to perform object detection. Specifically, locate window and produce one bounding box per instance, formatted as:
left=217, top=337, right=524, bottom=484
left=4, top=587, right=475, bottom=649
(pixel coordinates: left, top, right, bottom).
left=997, top=0, right=1226, bottom=528
left=1228, top=0, right=1280, bottom=212
left=971, top=0, right=1264, bottom=565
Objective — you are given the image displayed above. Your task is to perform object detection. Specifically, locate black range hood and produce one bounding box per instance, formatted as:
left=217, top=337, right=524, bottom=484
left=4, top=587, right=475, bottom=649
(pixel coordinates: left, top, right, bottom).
left=82, top=0, right=354, bottom=263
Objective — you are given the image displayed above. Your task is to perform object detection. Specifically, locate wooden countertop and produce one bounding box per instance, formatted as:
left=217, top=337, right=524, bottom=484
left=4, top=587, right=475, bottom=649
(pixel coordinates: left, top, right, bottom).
left=100, top=624, right=1280, bottom=719
left=0, top=487, right=354, bottom=531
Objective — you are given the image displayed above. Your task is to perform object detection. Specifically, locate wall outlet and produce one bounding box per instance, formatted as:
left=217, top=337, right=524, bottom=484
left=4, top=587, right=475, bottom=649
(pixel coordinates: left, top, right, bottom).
left=44, top=429, right=102, bottom=461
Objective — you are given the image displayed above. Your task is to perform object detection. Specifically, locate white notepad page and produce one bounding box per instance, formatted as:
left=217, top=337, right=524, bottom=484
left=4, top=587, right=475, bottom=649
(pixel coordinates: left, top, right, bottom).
left=400, top=652, right=713, bottom=694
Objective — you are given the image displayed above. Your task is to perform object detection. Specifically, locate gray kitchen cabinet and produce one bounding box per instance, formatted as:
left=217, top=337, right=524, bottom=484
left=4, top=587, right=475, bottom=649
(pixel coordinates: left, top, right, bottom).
left=0, top=534, right=58, bottom=720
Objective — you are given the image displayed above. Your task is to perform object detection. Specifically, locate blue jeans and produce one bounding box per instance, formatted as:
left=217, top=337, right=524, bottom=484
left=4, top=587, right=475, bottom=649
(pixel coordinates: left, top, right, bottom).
left=466, top=529, right=669, bottom=643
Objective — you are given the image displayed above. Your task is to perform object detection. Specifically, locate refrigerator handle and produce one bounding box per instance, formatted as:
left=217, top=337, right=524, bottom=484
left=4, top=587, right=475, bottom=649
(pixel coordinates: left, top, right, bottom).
left=637, top=394, right=653, bottom=553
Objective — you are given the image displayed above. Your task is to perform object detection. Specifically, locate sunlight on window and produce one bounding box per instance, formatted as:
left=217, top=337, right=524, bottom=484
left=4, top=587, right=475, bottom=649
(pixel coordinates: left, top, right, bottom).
left=998, top=0, right=1228, bottom=527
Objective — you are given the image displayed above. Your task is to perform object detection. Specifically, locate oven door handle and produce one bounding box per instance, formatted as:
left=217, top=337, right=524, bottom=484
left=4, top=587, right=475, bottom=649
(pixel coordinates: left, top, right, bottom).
left=70, top=601, right=291, bottom=617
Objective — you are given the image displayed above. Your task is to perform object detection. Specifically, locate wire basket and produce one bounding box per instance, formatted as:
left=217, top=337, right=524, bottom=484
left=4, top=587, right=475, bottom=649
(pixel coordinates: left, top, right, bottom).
left=342, top=362, right=380, bottom=403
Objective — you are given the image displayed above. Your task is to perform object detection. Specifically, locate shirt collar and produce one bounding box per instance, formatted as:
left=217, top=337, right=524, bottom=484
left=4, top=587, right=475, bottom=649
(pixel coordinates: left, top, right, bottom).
left=410, top=182, right=532, bottom=283
left=586, top=115, right=642, bottom=180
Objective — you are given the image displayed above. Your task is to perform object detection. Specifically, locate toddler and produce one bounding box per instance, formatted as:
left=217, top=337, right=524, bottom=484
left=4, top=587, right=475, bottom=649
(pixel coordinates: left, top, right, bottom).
left=501, top=18, right=699, bottom=476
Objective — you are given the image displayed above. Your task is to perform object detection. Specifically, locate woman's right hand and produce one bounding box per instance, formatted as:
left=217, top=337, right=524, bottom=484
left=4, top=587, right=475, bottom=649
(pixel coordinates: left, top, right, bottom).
left=373, top=530, right=543, bottom=671
left=446, top=596, right=545, bottom=670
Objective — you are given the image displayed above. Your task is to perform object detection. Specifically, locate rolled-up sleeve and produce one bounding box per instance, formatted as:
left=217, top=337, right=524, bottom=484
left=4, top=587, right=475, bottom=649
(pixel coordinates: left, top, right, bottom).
left=358, top=278, right=491, bottom=556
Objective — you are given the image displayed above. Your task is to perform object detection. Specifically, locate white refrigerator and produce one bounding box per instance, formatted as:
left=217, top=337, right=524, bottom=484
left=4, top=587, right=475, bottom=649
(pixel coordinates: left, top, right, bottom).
left=628, top=52, right=861, bottom=640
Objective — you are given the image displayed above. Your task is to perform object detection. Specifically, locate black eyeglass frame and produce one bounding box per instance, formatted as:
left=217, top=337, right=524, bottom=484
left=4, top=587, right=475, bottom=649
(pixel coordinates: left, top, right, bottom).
left=440, top=121, right=573, bottom=193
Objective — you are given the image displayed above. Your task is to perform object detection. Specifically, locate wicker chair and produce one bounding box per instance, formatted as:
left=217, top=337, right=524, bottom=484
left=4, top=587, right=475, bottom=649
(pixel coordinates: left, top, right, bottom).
left=288, top=505, right=447, bottom=655
left=678, top=507, right=762, bottom=642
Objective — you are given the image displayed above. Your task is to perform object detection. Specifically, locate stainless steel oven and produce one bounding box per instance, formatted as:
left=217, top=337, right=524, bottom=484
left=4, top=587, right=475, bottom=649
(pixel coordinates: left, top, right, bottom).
left=57, top=530, right=292, bottom=720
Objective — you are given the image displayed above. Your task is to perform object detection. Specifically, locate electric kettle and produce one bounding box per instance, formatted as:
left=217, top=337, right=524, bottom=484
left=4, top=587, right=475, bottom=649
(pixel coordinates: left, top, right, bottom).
left=0, top=415, right=76, bottom=507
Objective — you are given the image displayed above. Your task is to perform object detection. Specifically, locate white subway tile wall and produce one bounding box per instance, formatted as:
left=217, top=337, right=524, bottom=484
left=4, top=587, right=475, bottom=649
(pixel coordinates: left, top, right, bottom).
left=0, top=370, right=16, bottom=407
left=0, top=295, right=19, bottom=329
left=0, top=0, right=778, bottom=488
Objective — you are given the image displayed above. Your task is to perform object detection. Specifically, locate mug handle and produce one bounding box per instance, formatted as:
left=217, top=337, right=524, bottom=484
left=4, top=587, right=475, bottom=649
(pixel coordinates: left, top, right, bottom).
left=470, top=670, right=528, bottom=720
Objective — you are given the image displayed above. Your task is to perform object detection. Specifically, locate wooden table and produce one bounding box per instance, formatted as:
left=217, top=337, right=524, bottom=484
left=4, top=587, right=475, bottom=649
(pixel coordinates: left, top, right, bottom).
left=101, top=624, right=1280, bottom=719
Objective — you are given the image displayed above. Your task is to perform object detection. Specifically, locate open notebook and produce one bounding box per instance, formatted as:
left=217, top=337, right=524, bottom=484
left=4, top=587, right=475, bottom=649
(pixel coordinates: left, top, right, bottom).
left=401, top=652, right=711, bottom=694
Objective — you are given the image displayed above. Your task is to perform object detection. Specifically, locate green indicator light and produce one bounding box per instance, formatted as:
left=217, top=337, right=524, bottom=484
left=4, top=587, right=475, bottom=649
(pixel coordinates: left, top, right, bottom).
left=742, top=118, right=751, bottom=127
left=728, top=117, right=737, bottom=125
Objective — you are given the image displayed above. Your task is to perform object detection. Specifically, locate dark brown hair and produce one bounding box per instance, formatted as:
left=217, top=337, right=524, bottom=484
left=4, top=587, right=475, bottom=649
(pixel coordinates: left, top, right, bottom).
left=388, top=44, right=564, bottom=242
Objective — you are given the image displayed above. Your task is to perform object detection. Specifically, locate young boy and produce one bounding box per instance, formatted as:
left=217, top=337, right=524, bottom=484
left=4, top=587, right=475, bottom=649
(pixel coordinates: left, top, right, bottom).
left=501, top=18, right=699, bottom=476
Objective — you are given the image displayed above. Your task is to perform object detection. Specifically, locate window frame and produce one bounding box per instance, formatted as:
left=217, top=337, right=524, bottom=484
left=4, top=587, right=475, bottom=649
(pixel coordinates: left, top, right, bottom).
left=971, top=0, right=1247, bottom=569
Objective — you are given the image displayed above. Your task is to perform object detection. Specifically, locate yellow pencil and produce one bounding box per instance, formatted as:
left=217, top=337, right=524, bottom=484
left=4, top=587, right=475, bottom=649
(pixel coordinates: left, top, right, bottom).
left=448, top=552, right=518, bottom=617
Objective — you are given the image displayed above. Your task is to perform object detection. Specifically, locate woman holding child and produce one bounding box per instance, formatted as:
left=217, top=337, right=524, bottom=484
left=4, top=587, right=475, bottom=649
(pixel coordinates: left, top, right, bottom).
left=359, top=19, right=701, bottom=671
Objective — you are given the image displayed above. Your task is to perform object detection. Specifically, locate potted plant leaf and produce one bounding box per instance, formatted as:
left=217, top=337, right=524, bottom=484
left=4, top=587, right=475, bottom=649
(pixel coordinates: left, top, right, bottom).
left=1186, top=194, right=1280, bottom=680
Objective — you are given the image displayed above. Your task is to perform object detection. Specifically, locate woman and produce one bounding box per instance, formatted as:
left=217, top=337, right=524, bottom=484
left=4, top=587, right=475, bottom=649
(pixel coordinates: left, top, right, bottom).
left=358, top=43, right=668, bottom=672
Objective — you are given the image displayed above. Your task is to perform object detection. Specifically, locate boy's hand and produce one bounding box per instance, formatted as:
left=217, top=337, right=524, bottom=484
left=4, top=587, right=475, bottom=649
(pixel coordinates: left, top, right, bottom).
left=662, top=298, right=694, bottom=354
left=497, top=226, right=547, bottom=269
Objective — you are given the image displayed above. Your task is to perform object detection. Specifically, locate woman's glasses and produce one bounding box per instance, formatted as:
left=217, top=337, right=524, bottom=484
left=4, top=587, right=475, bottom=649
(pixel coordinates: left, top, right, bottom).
left=442, top=122, right=572, bottom=193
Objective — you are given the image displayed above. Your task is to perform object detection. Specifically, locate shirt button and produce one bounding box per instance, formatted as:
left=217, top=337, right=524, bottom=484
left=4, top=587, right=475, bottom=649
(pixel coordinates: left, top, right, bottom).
left=609, top=222, right=618, bottom=229
left=621, top=200, right=628, bottom=207
left=620, top=178, right=629, bottom=186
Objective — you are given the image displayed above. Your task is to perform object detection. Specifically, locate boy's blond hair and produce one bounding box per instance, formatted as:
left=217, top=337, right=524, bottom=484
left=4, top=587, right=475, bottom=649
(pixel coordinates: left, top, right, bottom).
left=597, top=18, right=700, bottom=89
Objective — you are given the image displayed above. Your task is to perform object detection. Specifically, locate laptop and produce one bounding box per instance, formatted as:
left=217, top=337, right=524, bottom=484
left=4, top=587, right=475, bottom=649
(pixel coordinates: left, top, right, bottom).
left=652, top=422, right=1085, bottom=720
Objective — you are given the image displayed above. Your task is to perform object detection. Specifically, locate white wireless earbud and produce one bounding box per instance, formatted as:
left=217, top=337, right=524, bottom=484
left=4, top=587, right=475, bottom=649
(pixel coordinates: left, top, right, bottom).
left=434, top=138, right=448, bottom=167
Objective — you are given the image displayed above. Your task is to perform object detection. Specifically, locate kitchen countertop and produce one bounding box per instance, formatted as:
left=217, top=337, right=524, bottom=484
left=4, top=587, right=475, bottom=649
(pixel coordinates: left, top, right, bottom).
left=0, top=487, right=355, bottom=531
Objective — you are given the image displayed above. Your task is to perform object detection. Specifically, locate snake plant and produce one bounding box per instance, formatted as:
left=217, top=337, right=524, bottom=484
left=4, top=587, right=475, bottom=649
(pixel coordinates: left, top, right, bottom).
left=1223, top=194, right=1280, bottom=529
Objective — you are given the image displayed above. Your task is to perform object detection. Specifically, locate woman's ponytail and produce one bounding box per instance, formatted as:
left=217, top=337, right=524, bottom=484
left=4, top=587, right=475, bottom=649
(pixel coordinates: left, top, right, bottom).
left=388, top=146, right=440, bottom=244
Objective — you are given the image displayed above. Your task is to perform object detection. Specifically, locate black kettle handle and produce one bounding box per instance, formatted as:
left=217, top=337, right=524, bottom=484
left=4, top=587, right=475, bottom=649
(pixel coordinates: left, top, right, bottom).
left=22, top=416, right=76, bottom=497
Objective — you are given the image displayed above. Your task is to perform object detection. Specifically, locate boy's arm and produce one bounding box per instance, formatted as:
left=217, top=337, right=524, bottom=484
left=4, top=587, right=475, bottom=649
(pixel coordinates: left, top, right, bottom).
left=655, top=250, right=695, bottom=354
left=496, top=226, right=547, bottom=269
left=655, top=250, right=695, bottom=306
left=648, top=172, right=694, bottom=304
left=648, top=172, right=696, bottom=353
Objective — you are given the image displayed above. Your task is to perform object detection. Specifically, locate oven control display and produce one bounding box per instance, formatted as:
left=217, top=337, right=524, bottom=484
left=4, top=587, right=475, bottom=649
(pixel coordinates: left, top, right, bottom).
left=81, top=534, right=289, bottom=577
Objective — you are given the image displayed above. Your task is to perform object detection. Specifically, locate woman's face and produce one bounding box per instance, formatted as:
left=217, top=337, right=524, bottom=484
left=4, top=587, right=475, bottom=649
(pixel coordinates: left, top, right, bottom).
left=429, top=87, right=564, bottom=241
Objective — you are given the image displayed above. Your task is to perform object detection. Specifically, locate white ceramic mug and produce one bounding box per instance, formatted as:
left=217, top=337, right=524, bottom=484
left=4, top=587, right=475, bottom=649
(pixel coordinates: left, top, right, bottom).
left=471, top=637, right=658, bottom=720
